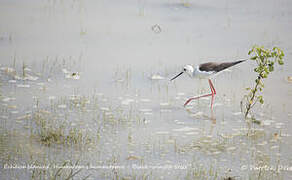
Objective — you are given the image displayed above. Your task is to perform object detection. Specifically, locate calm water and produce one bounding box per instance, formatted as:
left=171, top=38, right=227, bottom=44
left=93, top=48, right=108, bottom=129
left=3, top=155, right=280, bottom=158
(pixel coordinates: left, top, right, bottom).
left=1, top=0, right=292, bottom=179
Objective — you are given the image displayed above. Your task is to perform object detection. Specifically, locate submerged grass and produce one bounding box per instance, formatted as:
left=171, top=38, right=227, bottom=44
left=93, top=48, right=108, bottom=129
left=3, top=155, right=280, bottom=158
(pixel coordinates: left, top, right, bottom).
left=0, top=57, right=291, bottom=180
left=30, top=159, right=91, bottom=180
left=31, top=110, right=93, bottom=147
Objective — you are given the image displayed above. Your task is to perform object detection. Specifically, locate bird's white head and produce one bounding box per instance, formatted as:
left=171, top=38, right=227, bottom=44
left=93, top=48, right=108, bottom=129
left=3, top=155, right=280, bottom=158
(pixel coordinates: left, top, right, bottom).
left=170, top=64, right=194, bottom=81
left=183, top=65, right=194, bottom=77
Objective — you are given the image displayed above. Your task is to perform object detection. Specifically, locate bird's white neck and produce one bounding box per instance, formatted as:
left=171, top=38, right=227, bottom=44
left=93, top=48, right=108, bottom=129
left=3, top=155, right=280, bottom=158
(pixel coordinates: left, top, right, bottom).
left=184, top=65, right=195, bottom=78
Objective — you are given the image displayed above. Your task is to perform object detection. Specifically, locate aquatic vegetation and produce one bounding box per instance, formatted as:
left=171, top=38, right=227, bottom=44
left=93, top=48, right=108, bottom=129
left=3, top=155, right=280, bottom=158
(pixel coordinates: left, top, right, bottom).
left=30, top=159, right=91, bottom=180
left=0, top=0, right=291, bottom=179
left=187, top=136, right=228, bottom=154
left=241, top=46, right=285, bottom=119
left=31, top=110, right=93, bottom=147
left=0, top=57, right=290, bottom=180
left=0, top=35, right=291, bottom=180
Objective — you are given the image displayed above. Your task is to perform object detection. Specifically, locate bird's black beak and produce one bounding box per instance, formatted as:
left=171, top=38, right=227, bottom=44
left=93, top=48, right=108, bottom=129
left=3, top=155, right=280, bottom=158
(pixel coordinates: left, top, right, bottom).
left=170, top=72, right=183, bottom=81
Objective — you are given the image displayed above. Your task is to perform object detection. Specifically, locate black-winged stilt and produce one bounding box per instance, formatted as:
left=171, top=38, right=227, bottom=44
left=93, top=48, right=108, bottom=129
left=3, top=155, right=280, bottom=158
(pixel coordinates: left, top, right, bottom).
left=171, top=59, right=247, bottom=108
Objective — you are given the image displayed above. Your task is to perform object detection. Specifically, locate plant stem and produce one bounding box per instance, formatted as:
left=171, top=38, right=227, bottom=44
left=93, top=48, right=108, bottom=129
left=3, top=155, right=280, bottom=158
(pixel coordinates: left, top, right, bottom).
left=245, top=76, right=261, bottom=118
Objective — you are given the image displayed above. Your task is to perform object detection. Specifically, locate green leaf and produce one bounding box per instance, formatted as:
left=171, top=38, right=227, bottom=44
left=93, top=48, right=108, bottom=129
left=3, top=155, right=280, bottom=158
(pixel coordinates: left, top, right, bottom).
left=258, top=96, right=264, bottom=104
left=244, top=46, right=284, bottom=119
left=256, top=48, right=261, bottom=55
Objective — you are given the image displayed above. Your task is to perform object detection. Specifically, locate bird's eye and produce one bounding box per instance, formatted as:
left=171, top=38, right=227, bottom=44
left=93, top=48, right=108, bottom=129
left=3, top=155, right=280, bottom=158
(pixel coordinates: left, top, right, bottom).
left=183, top=68, right=186, bottom=71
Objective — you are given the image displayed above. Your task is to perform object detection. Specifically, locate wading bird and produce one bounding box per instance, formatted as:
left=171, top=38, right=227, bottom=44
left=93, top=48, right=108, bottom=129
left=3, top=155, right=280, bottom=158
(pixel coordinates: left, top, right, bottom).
left=170, top=59, right=247, bottom=108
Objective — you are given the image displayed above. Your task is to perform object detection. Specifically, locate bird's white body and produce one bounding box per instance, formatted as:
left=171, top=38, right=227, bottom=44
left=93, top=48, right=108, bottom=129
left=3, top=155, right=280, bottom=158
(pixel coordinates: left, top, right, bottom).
left=184, top=65, right=215, bottom=79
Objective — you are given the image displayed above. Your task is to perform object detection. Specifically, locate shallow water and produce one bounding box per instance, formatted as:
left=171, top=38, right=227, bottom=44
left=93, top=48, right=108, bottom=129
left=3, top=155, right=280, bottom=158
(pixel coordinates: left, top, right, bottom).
left=1, top=0, right=292, bottom=179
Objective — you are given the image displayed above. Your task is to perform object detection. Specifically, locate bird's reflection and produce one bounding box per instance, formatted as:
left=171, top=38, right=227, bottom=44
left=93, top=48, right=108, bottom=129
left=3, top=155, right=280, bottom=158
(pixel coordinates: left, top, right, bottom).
left=185, top=107, right=216, bottom=124
left=185, top=107, right=216, bottom=135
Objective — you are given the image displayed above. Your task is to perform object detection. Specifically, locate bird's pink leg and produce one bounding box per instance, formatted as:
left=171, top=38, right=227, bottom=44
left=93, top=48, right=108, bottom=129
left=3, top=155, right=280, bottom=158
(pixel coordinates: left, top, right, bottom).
left=208, top=79, right=216, bottom=109
left=184, top=79, right=217, bottom=108
left=209, top=79, right=216, bottom=95
left=184, top=93, right=213, bottom=107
